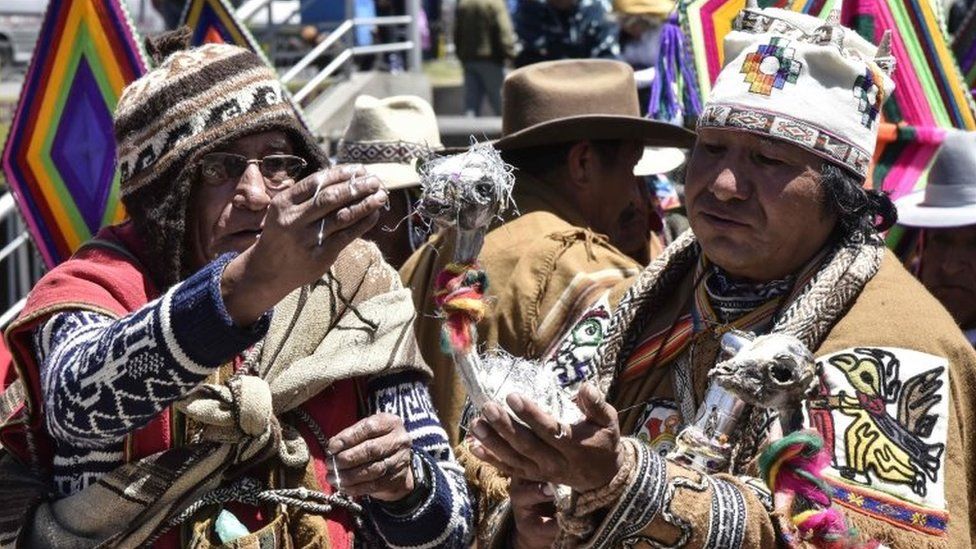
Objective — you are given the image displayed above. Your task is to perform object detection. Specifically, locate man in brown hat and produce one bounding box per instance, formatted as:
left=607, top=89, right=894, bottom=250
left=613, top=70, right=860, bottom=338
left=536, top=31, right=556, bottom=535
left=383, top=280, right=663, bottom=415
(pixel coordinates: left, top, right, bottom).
left=400, top=58, right=694, bottom=451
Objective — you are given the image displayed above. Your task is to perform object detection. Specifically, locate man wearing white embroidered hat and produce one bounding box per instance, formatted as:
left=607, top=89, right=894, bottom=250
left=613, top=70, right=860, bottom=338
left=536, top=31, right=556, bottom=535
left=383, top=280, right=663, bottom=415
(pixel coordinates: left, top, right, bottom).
left=468, top=5, right=976, bottom=548
left=896, top=129, right=976, bottom=344
left=336, top=94, right=443, bottom=268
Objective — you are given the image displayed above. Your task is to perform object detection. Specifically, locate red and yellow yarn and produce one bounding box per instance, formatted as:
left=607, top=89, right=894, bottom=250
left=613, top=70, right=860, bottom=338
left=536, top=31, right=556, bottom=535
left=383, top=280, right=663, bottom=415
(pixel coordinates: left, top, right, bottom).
left=433, top=262, right=489, bottom=354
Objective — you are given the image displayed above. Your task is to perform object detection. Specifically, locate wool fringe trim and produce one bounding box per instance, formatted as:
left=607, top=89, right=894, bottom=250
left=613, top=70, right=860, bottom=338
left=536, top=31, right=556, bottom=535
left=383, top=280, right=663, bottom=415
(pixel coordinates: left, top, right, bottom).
left=456, top=439, right=510, bottom=505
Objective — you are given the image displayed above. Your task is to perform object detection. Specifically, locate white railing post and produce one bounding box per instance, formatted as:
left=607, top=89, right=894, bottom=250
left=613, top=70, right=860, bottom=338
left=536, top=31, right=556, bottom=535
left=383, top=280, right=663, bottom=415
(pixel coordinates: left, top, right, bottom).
left=405, top=0, right=422, bottom=72
left=0, top=191, right=42, bottom=326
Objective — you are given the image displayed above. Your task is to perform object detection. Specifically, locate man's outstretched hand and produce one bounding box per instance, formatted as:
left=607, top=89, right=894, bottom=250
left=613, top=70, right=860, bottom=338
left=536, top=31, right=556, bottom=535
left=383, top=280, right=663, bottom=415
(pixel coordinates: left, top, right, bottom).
left=468, top=383, right=623, bottom=492
left=222, top=164, right=387, bottom=326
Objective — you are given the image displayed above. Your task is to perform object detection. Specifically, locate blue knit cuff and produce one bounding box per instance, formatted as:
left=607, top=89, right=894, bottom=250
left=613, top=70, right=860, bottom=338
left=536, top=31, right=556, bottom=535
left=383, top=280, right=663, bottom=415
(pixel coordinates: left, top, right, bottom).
left=367, top=450, right=448, bottom=529
left=166, top=253, right=271, bottom=367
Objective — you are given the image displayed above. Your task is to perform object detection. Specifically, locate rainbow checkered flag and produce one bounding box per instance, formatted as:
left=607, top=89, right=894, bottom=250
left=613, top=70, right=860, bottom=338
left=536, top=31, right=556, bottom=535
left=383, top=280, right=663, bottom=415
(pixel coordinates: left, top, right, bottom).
left=1, top=0, right=147, bottom=267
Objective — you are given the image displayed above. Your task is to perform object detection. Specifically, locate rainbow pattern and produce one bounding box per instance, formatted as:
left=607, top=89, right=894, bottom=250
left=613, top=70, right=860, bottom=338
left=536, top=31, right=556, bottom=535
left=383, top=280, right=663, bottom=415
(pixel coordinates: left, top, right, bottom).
left=679, top=0, right=836, bottom=102
left=844, top=0, right=976, bottom=200
left=1, top=0, right=146, bottom=267
left=181, top=0, right=267, bottom=59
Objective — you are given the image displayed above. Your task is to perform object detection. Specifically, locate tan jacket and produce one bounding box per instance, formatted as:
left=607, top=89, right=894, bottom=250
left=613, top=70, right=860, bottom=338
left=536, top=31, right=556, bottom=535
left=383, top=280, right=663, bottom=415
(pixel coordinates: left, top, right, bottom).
left=400, top=176, right=643, bottom=445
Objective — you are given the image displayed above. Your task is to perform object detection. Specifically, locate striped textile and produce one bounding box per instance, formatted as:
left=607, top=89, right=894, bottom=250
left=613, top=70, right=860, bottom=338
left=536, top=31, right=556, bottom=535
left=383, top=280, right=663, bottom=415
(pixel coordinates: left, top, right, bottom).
left=621, top=251, right=824, bottom=382
left=844, top=0, right=976, bottom=200
left=0, top=0, right=146, bottom=267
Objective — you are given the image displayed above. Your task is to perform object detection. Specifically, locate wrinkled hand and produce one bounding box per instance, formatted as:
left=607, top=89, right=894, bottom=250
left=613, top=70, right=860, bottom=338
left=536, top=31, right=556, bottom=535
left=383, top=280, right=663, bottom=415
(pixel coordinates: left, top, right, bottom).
left=326, top=413, right=415, bottom=502
left=469, top=383, right=622, bottom=492
left=510, top=477, right=559, bottom=549
left=223, top=164, right=387, bottom=325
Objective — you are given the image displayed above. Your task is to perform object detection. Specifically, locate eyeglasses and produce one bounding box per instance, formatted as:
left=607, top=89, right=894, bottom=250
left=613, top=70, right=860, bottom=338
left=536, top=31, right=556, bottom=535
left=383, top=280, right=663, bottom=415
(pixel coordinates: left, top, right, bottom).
left=200, top=152, right=308, bottom=190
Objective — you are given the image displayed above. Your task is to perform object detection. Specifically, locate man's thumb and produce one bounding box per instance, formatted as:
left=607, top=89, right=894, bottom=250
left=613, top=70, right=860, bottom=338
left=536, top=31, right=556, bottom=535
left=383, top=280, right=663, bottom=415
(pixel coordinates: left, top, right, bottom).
left=577, top=383, right=615, bottom=427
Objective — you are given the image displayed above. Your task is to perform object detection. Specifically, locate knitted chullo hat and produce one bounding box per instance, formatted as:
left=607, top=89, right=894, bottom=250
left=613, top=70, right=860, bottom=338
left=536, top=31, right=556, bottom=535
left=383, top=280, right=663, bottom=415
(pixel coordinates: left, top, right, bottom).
left=698, top=6, right=896, bottom=179
left=115, top=29, right=327, bottom=288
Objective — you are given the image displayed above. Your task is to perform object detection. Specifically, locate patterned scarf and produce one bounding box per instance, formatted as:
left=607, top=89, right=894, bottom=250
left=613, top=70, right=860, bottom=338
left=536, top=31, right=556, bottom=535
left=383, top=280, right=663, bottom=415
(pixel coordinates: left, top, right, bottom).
left=701, top=264, right=794, bottom=324
left=595, top=229, right=886, bottom=399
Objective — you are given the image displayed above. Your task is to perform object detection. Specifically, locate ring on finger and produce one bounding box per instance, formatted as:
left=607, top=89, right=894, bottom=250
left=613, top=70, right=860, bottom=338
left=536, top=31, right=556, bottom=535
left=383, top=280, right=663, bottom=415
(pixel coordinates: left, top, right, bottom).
left=348, top=173, right=358, bottom=194
left=553, top=422, right=569, bottom=440
left=381, top=457, right=392, bottom=477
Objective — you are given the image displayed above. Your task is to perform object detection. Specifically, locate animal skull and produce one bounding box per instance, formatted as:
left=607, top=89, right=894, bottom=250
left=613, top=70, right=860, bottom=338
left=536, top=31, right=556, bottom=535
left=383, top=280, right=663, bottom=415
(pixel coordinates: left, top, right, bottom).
left=416, top=143, right=514, bottom=231
left=709, top=332, right=818, bottom=412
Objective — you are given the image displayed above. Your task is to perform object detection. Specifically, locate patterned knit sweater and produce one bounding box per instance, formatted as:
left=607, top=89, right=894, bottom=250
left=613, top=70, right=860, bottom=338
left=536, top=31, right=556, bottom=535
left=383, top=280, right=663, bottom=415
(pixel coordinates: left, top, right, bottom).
left=32, top=256, right=472, bottom=548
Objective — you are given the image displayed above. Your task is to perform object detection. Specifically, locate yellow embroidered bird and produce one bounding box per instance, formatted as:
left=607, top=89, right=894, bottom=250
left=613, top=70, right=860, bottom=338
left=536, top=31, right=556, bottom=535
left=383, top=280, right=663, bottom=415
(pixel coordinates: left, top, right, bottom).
left=827, top=348, right=944, bottom=497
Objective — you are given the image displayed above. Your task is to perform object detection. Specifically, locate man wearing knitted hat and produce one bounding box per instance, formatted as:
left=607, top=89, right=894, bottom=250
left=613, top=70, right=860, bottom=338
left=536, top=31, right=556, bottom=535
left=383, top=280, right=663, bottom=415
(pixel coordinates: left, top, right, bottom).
left=0, top=33, right=471, bottom=547
left=468, top=7, right=976, bottom=548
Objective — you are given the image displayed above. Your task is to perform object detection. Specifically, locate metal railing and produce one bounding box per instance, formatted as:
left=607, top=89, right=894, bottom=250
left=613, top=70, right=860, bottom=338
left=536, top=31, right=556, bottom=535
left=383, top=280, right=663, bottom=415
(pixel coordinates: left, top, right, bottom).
left=0, top=191, right=43, bottom=329
left=282, top=15, right=417, bottom=103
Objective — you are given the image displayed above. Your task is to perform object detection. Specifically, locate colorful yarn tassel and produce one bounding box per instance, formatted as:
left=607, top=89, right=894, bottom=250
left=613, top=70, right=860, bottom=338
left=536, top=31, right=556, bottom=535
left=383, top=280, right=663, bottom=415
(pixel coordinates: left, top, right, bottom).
left=649, top=13, right=703, bottom=125
left=759, top=430, right=875, bottom=549
left=433, top=262, right=489, bottom=354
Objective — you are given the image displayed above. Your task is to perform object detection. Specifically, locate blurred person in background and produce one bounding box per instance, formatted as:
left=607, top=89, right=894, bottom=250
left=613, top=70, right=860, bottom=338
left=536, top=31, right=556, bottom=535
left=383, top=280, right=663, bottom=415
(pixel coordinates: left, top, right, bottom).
left=336, top=95, right=443, bottom=269
left=514, top=0, right=620, bottom=67
left=633, top=145, right=688, bottom=249
left=153, top=0, right=187, bottom=29
left=128, top=0, right=166, bottom=34
left=613, top=0, right=672, bottom=113
left=895, top=130, right=976, bottom=346
left=455, top=0, right=518, bottom=116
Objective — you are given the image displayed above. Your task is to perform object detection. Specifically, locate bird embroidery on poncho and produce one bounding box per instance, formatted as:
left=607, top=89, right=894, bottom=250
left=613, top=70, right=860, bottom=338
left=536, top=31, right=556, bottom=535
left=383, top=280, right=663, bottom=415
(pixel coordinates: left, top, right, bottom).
left=808, top=347, right=946, bottom=498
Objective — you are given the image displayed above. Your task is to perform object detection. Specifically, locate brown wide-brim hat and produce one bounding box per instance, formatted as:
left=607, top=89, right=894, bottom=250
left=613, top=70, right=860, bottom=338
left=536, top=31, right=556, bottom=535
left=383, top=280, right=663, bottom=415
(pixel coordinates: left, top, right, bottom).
left=495, top=59, right=695, bottom=151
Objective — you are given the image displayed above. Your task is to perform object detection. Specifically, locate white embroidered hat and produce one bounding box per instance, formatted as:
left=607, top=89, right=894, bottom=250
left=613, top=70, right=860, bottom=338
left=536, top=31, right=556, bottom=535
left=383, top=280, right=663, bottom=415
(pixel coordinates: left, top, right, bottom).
left=698, top=6, right=895, bottom=179
left=337, top=95, right=443, bottom=190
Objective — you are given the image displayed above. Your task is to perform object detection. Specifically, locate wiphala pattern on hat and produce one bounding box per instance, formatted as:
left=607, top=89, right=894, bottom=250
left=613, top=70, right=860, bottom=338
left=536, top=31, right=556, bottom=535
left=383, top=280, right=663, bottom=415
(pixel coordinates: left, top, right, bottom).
left=739, top=37, right=801, bottom=95
left=853, top=68, right=885, bottom=128
left=115, top=43, right=327, bottom=287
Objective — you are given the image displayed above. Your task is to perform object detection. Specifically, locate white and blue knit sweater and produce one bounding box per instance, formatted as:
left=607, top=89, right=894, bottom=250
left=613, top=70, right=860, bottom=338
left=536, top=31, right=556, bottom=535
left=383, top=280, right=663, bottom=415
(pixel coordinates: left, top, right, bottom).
left=32, top=256, right=472, bottom=548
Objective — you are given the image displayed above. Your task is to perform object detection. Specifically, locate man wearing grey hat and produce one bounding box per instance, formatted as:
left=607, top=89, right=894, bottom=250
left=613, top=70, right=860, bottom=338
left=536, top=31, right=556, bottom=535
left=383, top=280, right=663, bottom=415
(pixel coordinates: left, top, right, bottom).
left=895, top=130, right=976, bottom=345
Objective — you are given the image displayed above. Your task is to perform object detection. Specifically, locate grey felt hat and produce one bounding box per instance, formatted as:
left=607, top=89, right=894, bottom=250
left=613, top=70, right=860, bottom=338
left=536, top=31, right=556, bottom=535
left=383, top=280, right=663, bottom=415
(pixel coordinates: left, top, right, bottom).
left=895, top=130, right=976, bottom=228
